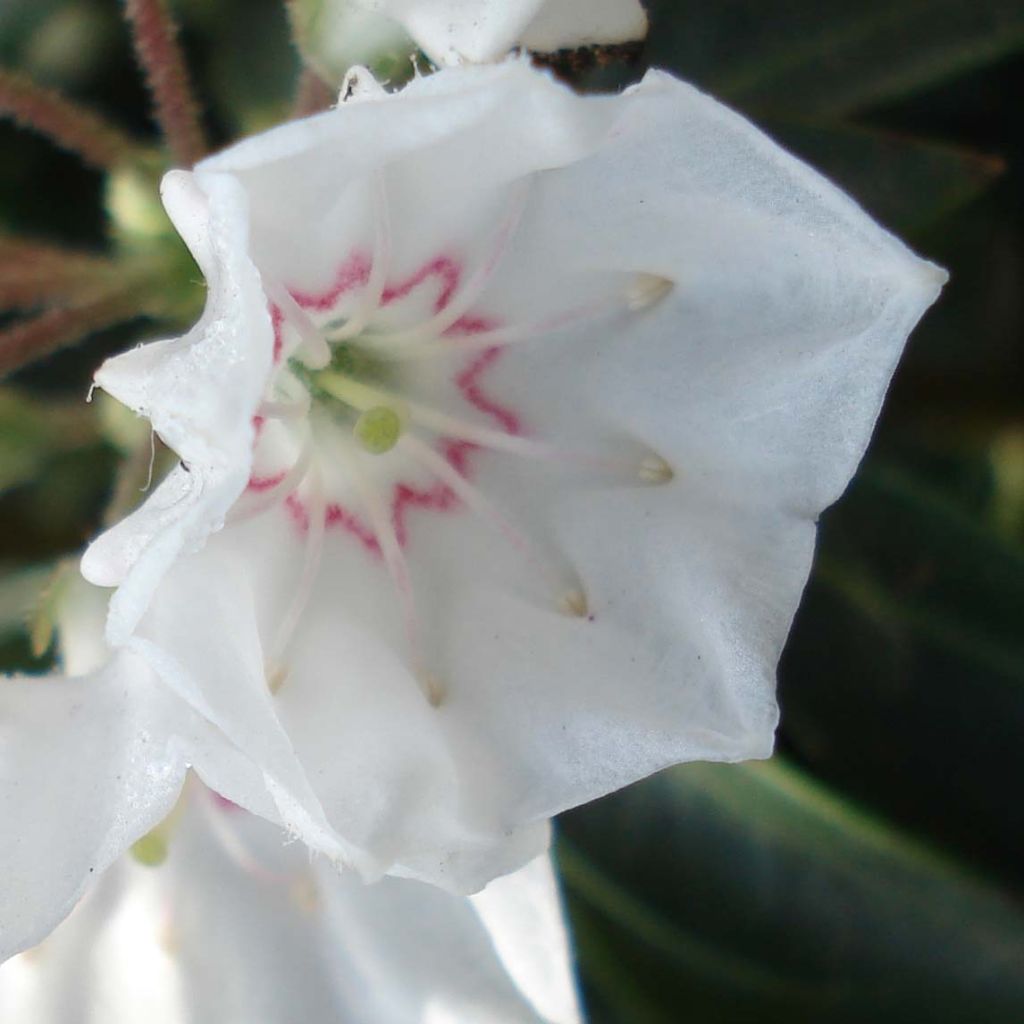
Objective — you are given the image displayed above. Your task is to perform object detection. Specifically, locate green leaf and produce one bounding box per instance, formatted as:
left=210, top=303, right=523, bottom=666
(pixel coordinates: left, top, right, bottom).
left=645, top=0, right=1024, bottom=116
left=780, top=460, right=1024, bottom=880
left=762, top=121, right=1004, bottom=234
left=558, top=757, right=1024, bottom=1023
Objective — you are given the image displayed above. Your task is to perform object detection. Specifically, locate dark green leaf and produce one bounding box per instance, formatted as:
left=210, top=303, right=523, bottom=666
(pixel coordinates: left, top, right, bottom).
left=763, top=121, right=1003, bottom=233
left=645, top=0, right=1024, bottom=116
left=780, top=460, right=1024, bottom=880
left=559, top=757, right=1024, bottom=1023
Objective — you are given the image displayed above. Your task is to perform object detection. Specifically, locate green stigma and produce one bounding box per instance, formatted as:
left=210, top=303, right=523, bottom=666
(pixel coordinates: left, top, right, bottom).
left=130, top=830, right=169, bottom=867
left=354, top=405, right=402, bottom=454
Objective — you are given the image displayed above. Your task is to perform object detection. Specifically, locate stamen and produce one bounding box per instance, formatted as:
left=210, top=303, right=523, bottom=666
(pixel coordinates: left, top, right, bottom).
left=328, top=173, right=392, bottom=342
left=626, top=273, right=674, bottom=312
left=365, top=177, right=532, bottom=348
left=230, top=434, right=313, bottom=524
left=330, top=434, right=437, bottom=706
left=316, top=369, right=554, bottom=460
left=422, top=671, right=446, bottom=709
left=375, top=299, right=619, bottom=361
left=401, top=434, right=587, bottom=616
left=265, top=280, right=330, bottom=368
left=558, top=589, right=589, bottom=618
left=259, top=397, right=310, bottom=420
left=638, top=454, right=674, bottom=484
left=269, top=460, right=326, bottom=671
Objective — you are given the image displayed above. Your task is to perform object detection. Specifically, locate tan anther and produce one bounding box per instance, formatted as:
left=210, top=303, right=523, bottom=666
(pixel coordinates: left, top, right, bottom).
left=626, top=273, right=674, bottom=312
left=559, top=588, right=589, bottom=618
left=291, top=875, right=320, bottom=915
left=638, top=454, right=674, bottom=484
left=267, top=663, right=288, bottom=694
left=422, top=672, right=446, bottom=708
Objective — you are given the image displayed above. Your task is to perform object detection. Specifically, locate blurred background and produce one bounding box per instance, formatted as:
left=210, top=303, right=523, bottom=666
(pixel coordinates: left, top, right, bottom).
left=1, top=1, right=1022, bottom=1021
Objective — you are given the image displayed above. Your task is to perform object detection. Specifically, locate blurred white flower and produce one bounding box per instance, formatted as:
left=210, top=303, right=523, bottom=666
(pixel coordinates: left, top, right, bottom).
left=0, top=790, right=580, bottom=1024
left=292, top=0, right=648, bottom=73
left=1, top=579, right=581, bottom=1024
left=78, top=59, right=944, bottom=894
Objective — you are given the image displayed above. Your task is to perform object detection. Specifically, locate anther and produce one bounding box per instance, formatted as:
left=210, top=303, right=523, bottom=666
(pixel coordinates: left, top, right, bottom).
left=559, top=588, right=589, bottom=618
left=638, top=454, right=674, bottom=484
left=266, top=662, right=288, bottom=694
left=422, top=671, right=446, bottom=708
left=626, top=273, right=674, bottom=312
left=354, top=405, right=402, bottom=454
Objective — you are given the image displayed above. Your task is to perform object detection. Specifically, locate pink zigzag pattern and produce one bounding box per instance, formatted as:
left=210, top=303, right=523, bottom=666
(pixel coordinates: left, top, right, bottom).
left=255, top=252, right=522, bottom=556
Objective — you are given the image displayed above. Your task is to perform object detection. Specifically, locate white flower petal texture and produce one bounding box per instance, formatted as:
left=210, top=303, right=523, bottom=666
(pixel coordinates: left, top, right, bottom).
left=0, top=784, right=580, bottom=1023
left=82, top=60, right=945, bottom=892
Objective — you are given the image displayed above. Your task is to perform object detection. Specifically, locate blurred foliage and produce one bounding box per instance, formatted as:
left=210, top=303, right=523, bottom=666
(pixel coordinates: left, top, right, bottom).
left=0, top=2, right=1022, bottom=1022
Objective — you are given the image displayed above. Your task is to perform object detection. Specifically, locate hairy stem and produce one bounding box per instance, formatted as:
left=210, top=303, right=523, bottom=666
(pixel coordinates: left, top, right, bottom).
left=0, top=68, right=146, bottom=170
left=293, top=67, right=335, bottom=117
left=122, top=0, right=207, bottom=166
left=0, top=239, right=121, bottom=310
left=0, top=293, right=139, bottom=379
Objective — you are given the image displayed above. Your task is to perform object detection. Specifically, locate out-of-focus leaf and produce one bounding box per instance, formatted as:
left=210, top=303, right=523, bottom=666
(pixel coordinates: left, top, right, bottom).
left=0, top=562, right=50, bottom=637
left=763, top=121, right=1003, bottom=233
left=780, top=460, right=1024, bottom=880
left=0, top=387, right=99, bottom=494
left=559, top=757, right=1024, bottom=1024
left=0, top=444, right=117, bottom=563
left=645, top=0, right=1024, bottom=116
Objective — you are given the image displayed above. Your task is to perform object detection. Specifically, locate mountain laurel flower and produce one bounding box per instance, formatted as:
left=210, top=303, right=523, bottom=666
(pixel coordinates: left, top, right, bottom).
left=70, top=59, right=945, bottom=898
left=1, top=581, right=579, bottom=1022
left=295, top=0, right=649, bottom=71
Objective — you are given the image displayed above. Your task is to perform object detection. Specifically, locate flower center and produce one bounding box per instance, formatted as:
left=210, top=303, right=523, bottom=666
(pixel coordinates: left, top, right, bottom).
left=239, top=177, right=676, bottom=706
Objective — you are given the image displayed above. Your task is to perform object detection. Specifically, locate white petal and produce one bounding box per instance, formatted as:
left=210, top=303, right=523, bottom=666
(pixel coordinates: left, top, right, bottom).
left=82, top=170, right=273, bottom=642
left=1, top=792, right=579, bottom=1023
left=471, top=854, right=582, bottom=1024
left=0, top=655, right=186, bottom=962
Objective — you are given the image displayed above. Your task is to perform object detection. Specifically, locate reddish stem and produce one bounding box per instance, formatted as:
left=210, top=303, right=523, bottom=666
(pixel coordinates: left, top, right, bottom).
left=122, top=0, right=207, bottom=167
left=292, top=68, right=335, bottom=117
left=0, top=239, right=120, bottom=309
left=0, top=68, right=145, bottom=170
left=0, top=294, right=138, bottom=378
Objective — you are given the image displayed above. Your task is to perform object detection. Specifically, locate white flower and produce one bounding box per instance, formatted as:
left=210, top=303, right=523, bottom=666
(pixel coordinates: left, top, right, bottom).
left=80, top=60, right=944, bottom=893
left=1, top=580, right=581, bottom=1024
left=0, top=791, right=579, bottom=1024
left=295, top=0, right=649, bottom=72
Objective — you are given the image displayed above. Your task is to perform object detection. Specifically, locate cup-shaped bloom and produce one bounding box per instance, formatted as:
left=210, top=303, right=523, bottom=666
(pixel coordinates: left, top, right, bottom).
left=81, top=60, right=944, bottom=892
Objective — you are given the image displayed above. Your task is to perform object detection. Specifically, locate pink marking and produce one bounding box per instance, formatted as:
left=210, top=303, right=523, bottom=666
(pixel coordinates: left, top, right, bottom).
left=248, top=470, right=287, bottom=493
left=455, top=346, right=521, bottom=436
left=448, top=314, right=494, bottom=335
left=382, top=256, right=460, bottom=313
left=266, top=252, right=526, bottom=556
left=390, top=440, right=470, bottom=547
left=270, top=304, right=284, bottom=363
left=290, top=251, right=372, bottom=312
left=285, top=493, right=309, bottom=531
left=325, top=502, right=382, bottom=556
